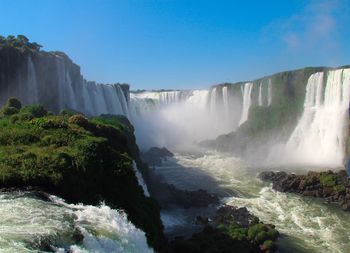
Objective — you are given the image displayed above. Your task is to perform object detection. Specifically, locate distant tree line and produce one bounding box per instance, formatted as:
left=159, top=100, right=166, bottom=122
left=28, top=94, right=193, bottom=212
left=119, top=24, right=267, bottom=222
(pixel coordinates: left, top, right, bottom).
left=0, top=35, right=42, bottom=52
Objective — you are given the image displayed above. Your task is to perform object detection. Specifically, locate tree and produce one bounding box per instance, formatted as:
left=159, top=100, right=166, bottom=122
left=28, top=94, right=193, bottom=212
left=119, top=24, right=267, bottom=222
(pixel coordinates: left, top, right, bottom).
left=17, top=35, right=29, bottom=44
left=28, top=42, right=42, bottom=51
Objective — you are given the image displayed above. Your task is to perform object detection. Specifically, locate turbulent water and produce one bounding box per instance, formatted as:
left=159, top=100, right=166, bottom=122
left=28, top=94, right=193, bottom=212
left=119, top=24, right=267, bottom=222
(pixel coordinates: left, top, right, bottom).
left=154, top=152, right=350, bottom=253
left=0, top=192, right=153, bottom=253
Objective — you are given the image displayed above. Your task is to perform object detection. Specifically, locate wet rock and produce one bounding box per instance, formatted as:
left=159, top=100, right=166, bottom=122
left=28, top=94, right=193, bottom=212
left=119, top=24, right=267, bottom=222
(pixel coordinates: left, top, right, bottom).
left=169, top=204, right=279, bottom=253
left=259, top=170, right=350, bottom=211
left=213, top=205, right=259, bottom=228
left=141, top=147, right=174, bottom=166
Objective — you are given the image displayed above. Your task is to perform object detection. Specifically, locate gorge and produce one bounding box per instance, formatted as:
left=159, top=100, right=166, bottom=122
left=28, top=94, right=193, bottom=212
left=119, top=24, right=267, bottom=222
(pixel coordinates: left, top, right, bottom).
left=0, top=36, right=349, bottom=253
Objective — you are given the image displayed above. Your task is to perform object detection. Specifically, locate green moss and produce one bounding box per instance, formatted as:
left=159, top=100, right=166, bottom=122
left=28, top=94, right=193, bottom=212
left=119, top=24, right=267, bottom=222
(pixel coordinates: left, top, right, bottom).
left=334, top=184, right=346, bottom=193
left=320, top=173, right=337, bottom=187
left=227, top=225, right=247, bottom=241
left=20, top=105, right=47, bottom=118
left=247, top=224, right=279, bottom=244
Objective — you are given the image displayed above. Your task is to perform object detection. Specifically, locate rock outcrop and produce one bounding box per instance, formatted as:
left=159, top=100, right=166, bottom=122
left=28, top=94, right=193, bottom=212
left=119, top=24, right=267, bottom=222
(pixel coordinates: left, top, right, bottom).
left=170, top=205, right=279, bottom=253
left=259, top=170, right=350, bottom=211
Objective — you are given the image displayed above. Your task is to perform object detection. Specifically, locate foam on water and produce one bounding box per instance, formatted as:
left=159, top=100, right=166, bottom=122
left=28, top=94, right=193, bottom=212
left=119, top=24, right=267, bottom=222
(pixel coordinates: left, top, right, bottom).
left=155, top=152, right=350, bottom=253
left=0, top=192, right=153, bottom=253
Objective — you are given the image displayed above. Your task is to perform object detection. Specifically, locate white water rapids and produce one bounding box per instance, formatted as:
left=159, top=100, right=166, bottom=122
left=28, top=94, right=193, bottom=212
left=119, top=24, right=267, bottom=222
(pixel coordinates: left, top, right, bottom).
left=0, top=192, right=153, bottom=253
left=154, top=152, right=350, bottom=253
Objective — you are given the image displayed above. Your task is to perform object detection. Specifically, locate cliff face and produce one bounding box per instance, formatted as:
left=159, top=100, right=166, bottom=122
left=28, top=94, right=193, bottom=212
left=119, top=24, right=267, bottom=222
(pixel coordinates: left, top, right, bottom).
left=0, top=46, right=129, bottom=116
left=204, top=67, right=350, bottom=167
left=208, top=67, right=327, bottom=132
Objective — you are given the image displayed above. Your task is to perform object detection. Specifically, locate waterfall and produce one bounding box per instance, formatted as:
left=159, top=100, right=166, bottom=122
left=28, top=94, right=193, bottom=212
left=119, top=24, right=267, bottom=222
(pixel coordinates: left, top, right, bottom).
left=285, top=69, right=350, bottom=167
left=130, top=89, right=238, bottom=149
left=258, top=82, right=263, bottom=106
left=2, top=55, right=129, bottom=117
left=222, top=86, right=229, bottom=115
left=27, top=56, right=39, bottom=104
left=209, top=87, right=217, bottom=112
left=117, top=85, right=130, bottom=117
left=65, top=72, right=78, bottom=110
left=267, top=79, right=272, bottom=106
left=132, top=161, right=150, bottom=197
left=239, top=82, right=253, bottom=126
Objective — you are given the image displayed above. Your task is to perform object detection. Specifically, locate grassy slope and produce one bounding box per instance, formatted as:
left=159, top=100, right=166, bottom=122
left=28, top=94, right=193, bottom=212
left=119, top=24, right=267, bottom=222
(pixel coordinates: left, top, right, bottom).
left=0, top=104, right=165, bottom=250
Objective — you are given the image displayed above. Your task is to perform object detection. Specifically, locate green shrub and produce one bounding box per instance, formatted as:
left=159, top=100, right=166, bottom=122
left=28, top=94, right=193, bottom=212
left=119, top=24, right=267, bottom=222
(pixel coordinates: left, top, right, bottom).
left=1, top=106, right=19, bottom=116
left=334, top=184, right=346, bottom=193
left=32, top=117, right=68, bottom=129
left=6, top=97, right=22, bottom=110
left=320, top=173, right=337, bottom=187
left=10, top=115, right=19, bottom=123
left=60, top=108, right=82, bottom=117
left=19, top=113, right=34, bottom=121
left=68, top=114, right=90, bottom=128
left=21, top=105, right=47, bottom=118
left=228, top=225, right=247, bottom=240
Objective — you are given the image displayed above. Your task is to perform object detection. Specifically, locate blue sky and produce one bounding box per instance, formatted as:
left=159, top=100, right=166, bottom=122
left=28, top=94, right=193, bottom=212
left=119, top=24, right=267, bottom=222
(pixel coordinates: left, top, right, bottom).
left=1, top=0, right=349, bottom=89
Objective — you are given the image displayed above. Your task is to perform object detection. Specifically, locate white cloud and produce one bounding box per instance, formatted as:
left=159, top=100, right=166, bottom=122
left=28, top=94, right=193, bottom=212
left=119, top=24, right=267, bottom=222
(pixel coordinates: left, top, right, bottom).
left=263, top=0, right=343, bottom=51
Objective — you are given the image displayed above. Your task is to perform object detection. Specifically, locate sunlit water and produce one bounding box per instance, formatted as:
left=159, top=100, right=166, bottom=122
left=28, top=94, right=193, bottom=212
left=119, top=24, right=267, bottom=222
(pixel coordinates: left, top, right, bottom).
left=0, top=192, right=153, bottom=253
left=155, top=152, right=350, bottom=253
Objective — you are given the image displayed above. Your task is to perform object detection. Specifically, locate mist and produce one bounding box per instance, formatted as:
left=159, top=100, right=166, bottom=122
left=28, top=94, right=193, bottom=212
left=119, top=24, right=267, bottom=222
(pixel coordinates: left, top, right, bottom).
left=129, top=89, right=242, bottom=151
left=129, top=67, right=350, bottom=170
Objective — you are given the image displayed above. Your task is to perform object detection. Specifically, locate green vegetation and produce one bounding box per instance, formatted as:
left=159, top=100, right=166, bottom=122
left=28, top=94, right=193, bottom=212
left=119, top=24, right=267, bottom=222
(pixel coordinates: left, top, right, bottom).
left=320, top=173, right=337, bottom=187
left=0, top=35, right=42, bottom=52
left=171, top=221, right=278, bottom=253
left=334, top=184, right=346, bottom=193
left=238, top=99, right=297, bottom=138
left=0, top=98, right=164, bottom=250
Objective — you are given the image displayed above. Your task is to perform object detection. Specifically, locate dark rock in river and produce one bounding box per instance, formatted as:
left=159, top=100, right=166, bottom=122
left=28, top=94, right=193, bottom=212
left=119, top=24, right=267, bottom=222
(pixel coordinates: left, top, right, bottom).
left=170, top=205, right=279, bottom=253
left=259, top=170, right=350, bottom=211
left=146, top=169, right=219, bottom=209
left=141, top=147, right=174, bottom=166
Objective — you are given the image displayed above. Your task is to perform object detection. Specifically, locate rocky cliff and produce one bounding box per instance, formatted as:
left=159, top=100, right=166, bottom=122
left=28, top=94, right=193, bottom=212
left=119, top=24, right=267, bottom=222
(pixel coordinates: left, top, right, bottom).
left=0, top=36, right=129, bottom=116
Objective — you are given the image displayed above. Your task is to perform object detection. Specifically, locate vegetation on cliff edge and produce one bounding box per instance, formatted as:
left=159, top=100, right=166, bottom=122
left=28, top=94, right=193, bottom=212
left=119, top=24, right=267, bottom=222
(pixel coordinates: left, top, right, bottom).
left=0, top=97, right=165, bottom=250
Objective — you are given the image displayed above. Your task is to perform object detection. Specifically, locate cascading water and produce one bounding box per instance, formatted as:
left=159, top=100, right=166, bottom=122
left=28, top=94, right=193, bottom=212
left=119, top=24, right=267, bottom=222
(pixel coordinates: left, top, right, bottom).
left=27, top=56, right=39, bottom=104
left=209, top=87, right=217, bottom=112
left=285, top=69, right=350, bottom=167
left=222, top=86, right=229, bottom=116
left=238, top=82, right=253, bottom=126
left=0, top=192, right=154, bottom=253
left=129, top=89, right=244, bottom=149
left=1, top=54, right=129, bottom=117
left=132, top=161, right=150, bottom=197
left=258, top=82, right=263, bottom=106
left=267, top=79, right=272, bottom=106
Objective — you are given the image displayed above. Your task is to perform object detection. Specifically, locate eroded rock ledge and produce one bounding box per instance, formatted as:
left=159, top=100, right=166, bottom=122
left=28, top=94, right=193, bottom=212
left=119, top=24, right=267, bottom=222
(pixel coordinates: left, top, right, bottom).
left=259, top=170, right=350, bottom=211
